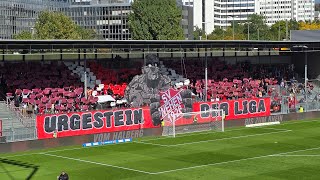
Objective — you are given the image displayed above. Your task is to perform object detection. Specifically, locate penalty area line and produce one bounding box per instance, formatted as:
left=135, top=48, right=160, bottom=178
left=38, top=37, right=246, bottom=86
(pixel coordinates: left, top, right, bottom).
left=139, top=123, right=291, bottom=143
left=139, top=127, right=247, bottom=142
left=167, top=130, right=292, bottom=147
left=40, top=153, right=156, bottom=175
left=134, top=129, right=292, bottom=147
left=134, top=141, right=170, bottom=147
left=272, top=155, right=320, bottom=157
left=152, top=146, right=320, bottom=175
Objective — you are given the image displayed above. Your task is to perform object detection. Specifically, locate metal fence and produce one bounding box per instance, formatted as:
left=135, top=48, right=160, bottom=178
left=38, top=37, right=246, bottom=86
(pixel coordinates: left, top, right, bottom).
left=2, top=127, right=37, bottom=142
left=269, top=80, right=320, bottom=114
left=0, top=100, right=37, bottom=142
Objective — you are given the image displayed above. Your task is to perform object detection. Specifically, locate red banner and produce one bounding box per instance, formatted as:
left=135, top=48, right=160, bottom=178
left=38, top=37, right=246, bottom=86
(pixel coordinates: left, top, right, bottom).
left=159, top=88, right=184, bottom=123
left=36, top=107, right=157, bottom=139
left=36, top=98, right=270, bottom=139
left=193, top=98, right=271, bottom=120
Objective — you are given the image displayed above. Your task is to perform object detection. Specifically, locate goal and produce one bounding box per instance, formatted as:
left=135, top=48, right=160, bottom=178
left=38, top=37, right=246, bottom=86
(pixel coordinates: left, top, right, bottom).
left=162, top=109, right=225, bottom=137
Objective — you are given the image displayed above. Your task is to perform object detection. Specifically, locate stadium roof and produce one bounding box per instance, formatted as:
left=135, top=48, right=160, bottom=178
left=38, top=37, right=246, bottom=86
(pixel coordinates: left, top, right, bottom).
left=0, top=40, right=319, bottom=51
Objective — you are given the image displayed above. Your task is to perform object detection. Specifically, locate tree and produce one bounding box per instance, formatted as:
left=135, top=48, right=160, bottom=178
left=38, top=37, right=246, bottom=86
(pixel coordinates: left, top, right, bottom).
left=208, top=27, right=225, bottom=40
left=77, top=26, right=97, bottom=40
left=35, top=11, right=82, bottom=39
left=299, top=21, right=320, bottom=30
left=128, top=0, right=184, bottom=40
left=14, top=11, right=96, bottom=40
left=243, top=14, right=270, bottom=40
left=13, top=31, right=33, bottom=40
left=270, top=20, right=299, bottom=40
left=208, top=26, right=246, bottom=40
left=192, top=26, right=206, bottom=40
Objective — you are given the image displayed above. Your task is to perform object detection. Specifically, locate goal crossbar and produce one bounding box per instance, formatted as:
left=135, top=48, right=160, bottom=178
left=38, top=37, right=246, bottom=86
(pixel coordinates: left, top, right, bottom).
left=162, top=109, right=225, bottom=137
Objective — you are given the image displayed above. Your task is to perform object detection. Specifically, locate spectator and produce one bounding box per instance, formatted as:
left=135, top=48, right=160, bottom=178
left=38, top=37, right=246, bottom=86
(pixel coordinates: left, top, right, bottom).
left=34, top=104, right=38, bottom=115
left=57, top=171, right=69, bottom=180
left=51, top=104, right=55, bottom=114
left=27, top=103, right=33, bottom=118
left=22, top=103, right=27, bottom=116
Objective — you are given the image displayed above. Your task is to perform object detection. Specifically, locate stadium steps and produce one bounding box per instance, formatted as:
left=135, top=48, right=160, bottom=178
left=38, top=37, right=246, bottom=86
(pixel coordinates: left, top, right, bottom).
left=0, top=101, right=25, bottom=130
left=0, top=101, right=36, bottom=141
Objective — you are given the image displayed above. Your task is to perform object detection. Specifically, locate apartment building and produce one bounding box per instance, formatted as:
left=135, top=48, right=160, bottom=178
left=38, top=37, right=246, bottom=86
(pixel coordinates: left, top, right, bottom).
left=189, top=0, right=315, bottom=34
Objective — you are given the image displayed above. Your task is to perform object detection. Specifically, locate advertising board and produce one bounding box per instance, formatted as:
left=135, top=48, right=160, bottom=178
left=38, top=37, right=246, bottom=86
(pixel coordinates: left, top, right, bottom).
left=36, top=107, right=158, bottom=139
left=193, top=98, right=271, bottom=120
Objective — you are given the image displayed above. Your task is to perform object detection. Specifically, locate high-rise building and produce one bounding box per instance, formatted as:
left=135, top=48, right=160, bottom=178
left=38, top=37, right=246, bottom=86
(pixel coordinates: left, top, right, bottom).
left=65, top=0, right=132, bottom=40
left=178, top=0, right=194, bottom=39
left=190, top=0, right=315, bottom=34
left=256, top=0, right=315, bottom=26
left=190, top=0, right=255, bottom=34
left=0, top=0, right=68, bottom=39
left=0, top=0, right=192, bottom=40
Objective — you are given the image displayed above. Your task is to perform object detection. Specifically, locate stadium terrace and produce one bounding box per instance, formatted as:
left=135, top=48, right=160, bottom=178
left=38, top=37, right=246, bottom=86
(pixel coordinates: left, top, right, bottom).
left=1, top=40, right=320, bottom=179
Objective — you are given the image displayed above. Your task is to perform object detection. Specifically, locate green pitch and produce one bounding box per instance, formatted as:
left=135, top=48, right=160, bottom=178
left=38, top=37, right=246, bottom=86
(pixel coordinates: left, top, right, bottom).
left=1, top=119, right=320, bottom=180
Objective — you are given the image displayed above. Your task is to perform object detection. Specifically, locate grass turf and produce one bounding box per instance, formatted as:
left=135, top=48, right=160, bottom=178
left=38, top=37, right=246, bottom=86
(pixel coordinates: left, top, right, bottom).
left=1, top=119, right=320, bottom=179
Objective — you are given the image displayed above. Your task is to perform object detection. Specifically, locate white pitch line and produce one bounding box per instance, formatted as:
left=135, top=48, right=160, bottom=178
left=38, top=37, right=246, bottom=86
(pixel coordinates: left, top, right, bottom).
left=139, top=127, right=247, bottom=142
left=280, top=119, right=320, bottom=126
left=1, top=153, right=38, bottom=159
left=3, top=127, right=284, bottom=157
left=166, top=130, right=292, bottom=147
left=140, top=126, right=285, bottom=143
left=134, top=141, right=170, bottom=147
left=271, top=146, right=320, bottom=156
left=273, top=155, right=320, bottom=157
left=153, top=146, right=320, bottom=174
left=1, top=142, right=124, bottom=159
left=1, top=119, right=317, bottom=159
left=256, top=127, right=290, bottom=131
left=41, top=153, right=156, bottom=175
left=135, top=130, right=292, bottom=147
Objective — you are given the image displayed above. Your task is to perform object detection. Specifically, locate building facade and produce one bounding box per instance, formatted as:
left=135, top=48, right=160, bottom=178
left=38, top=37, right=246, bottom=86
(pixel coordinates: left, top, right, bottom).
left=0, top=0, right=68, bottom=39
left=65, top=0, right=132, bottom=40
left=178, top=0, right=194, bottom=39
left=256, top=0, right=315, bottom=26
left=0, top=0, right=192, bottom=40
left=190, top=0, right=315, bottom=34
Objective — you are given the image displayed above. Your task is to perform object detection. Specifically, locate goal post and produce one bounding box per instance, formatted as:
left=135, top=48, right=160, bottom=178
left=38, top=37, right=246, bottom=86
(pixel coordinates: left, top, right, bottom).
left=162, top=109, right=225, bottom=137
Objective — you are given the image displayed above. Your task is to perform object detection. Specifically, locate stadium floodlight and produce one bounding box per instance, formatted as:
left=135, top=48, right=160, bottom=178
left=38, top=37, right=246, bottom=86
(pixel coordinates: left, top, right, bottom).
left=162, top=109, right=225, bottom=138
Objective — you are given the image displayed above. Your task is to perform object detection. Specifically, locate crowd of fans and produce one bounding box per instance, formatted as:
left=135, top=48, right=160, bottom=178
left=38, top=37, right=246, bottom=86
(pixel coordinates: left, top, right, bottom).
left=0, top=61, right=140, bottom=116
left=163, top=59, right=296, bottom=101
left=0, top=58, right=316, bottom=116
left=11, top=87, right=99, bottom=116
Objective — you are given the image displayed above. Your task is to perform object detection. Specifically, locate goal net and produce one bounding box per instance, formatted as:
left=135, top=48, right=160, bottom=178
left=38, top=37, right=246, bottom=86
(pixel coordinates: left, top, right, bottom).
left=162, top=109, right=225, bottom=137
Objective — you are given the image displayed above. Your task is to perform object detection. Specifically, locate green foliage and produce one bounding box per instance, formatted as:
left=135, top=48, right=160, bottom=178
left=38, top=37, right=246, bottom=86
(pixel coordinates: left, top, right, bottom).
left=14, top=11, right=96, bottom=40
left=77, top=26, right=97, bottom=40
left=242, top=14, right=270, bottom=40
left=204, top=14, right=303, bottom=41
left=36, top=11, right=81, bottom=39
left=270, top=20, right=299, bottom=40
left=192, top=26, right=206, bottom=40
left=208, top=27, right=225, bottom=40
left=208, top=22, right=246, bottom=40
left=128, top=0, right=184, bottom=40
left=13, top=31, right=33, bottom=40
